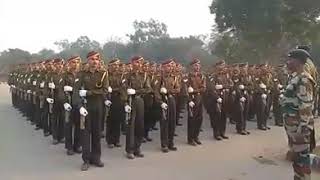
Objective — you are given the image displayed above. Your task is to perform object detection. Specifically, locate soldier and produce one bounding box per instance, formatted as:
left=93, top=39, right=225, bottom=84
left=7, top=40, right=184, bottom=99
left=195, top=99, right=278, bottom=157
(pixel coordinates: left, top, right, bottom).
left=282, top=49, right=315, bottom=180
left=75, top=51, right=108, bottom=171
left=187, top=58, right=206, bottom=146
left=106, top=58, right=125, bottom=148
left=207, top=60, right=230, bottom=140
left=62, top=56, right=82, bottom=155
left=158, top=59, right=179, bottom=152
left=50, top=58, right=65, bottom=144
left=142, top=61, right=154, bottom=142
left=124, top=56, right=152, bottom=159
left=272, top=67, right=285, bottom=126
left=149, top=61, right=161, bottom=131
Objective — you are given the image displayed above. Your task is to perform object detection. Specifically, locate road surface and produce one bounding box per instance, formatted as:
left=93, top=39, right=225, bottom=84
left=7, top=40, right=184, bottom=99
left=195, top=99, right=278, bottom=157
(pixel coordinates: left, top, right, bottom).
left=0, top=84, right=319, bottom=180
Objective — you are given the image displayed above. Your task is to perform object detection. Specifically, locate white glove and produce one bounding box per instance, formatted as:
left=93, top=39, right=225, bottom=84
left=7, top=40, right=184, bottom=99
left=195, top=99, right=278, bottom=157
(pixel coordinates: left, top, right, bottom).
left=104, top=100, right=112, bottom=106
left=189, top=101, right=195, bottom=108
left=32, top=81, right=37, bottom=86
left=278, top=84, right=283, bottom=89
left=27, top=78, right=31, bottom=83
left=46, top=98, right=54, bottom=104
left=40, top=82, right=45, bottom=88
left=63, top=103, right=72, bottom=111
left=108, top=86, right=113, bottom=93
left=261, top=93, right=267, bottom=99
left=217, top=98, right=223, bottom=103
left=79, top=107, right=88, bottom=116
left=79, top=90, right=87, bottom=97
left=273, top=78, right=278, bottom=82
left=183, top=79, right=188, bottom=83
left=10, top=85, right=15, bottom=88
left=125, top=105, right=132, bottom=113
left=234, top=79, right=239, bottom=83
left=64, top=86, right=73, bottom=92
left=279, top=94, right=284, bottom=98
left=161, top=102, right=168, bottom=110
left=48, top=82, right=55, bottom=89
left=239, top=84, right=245, bottom=90
left=27, top=90, right=31, bottom=94
left=232, top=91, right=236, bottom=95
left=240, top=97, right=246, bottom=102
left=160, top=87, right=168, bottom=94
left=188, top=87, right=194, bottom=93
left=259, top=83, right=266, bottom=89
left=127, top=88, right=136, bottom=95
left=215, top=84, right=223, bottom=90
left=32, top=91, right=36, bottom=95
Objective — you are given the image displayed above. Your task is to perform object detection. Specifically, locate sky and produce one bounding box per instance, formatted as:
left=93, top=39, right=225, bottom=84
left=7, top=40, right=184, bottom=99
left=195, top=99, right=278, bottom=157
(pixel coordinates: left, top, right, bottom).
left=0, top=0, right=214, bottom=53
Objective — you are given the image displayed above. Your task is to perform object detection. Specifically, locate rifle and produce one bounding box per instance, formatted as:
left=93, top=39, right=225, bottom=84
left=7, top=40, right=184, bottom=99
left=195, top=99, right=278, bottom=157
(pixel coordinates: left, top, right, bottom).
left=65, top=91, right=71, bottom=123
left=189, top=94, right=195, bottom=118
left=161, top=93, right=168, bottom=121
left=48, top=77, right=54, bottom=114
left=80, top=87, right=87, bottom=130
left=103, top=93, right=111, bottom=125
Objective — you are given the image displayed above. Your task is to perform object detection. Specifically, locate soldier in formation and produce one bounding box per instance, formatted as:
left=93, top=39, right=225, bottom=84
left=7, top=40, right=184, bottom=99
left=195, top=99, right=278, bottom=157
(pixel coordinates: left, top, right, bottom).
left=7, top=46, right=318, bottom=172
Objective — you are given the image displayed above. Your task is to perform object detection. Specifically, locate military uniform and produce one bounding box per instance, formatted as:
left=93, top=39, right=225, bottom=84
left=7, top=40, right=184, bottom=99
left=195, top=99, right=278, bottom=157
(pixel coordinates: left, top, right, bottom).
left=187, top=59, right=206, bottom=146
left=124, top=56, right=152, bottom=159
left=75, top=51, right=108, bottom=170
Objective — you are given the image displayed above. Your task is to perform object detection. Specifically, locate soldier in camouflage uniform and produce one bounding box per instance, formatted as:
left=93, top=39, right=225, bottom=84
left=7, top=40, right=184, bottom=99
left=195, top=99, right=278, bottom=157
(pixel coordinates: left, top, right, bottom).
left=282, top=49, right=315, bottom=180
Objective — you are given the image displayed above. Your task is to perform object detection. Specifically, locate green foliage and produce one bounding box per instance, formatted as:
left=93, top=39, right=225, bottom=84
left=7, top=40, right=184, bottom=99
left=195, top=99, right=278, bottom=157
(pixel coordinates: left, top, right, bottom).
left=210, top=0, right=320, bottom=64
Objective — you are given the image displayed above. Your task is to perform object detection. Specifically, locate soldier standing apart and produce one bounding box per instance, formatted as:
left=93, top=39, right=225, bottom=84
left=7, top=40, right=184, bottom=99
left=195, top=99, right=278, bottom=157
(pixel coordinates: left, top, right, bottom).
left=282, top=49, right=315, bottom=180
left=63, top=56, right=82, bottom=155
left=187, top=58, right=206, bottom=146
left=76, top=51, right=108, bottom=171
left=125, top=56, right=152, bottom=159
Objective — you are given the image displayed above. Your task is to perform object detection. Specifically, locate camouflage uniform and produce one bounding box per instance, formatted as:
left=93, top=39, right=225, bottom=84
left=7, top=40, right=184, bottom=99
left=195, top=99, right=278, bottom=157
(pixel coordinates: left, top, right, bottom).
left=282, top=71, right=315, bottom=180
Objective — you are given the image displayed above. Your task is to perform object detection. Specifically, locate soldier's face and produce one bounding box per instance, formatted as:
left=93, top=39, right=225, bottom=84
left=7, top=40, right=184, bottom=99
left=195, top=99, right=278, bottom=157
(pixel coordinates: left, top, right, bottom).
left=132, top=61, right=141, bottom=70
left=286, top=58, right=300, bottom=72
left=88, top=56, right=100, bottom=70
left=192, top=63, right=201, bottom=72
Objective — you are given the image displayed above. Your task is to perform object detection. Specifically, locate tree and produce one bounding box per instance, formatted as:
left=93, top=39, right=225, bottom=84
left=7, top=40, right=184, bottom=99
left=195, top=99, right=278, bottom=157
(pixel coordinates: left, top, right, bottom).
left=209, top=0, right=320, bottom=63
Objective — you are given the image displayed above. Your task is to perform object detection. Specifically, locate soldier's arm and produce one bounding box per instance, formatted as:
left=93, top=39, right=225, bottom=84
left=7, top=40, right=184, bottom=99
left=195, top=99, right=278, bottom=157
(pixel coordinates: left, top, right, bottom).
left=72, top=72, right=82, bottom=109
left=297, top=76, right=314, bottom=127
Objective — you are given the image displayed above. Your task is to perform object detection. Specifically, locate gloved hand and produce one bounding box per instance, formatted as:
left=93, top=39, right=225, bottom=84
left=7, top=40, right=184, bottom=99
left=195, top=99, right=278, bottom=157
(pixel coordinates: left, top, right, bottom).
left=108, top=86, right=113, bottom=93
left=189, top=101, right=195, bottom=107
left=188, top=87, right=194, bottom=93
left=79, top=90, right=87, bottom=97
left=32, top=81, right=37, bottom=86
left=161, top=102, right=168, bottom=110
left=48, top=82, right=55, bottom=89
left=160, top=87, right=167, bottom=94
left=64, top=86, right=73, bottom=92
left=261, top=93, right=267, bottom=99
left=124, top=105, right=132, bottom=113
left=127, top=88, right=136, bottom=95
left=63, top=103, right=72, bottom=111
left=104, top=100, right=112, bottom=106
left=40, top=82, right=45, bottom=88
left=217, top=98, right=223, bottom=103
left=27, top=90, right=32, bottom=94
left=240, top=97, right=246, bottom=102
left=46, top=98, right=54, bottom=104
left=79, top=107, right=88, bottom=116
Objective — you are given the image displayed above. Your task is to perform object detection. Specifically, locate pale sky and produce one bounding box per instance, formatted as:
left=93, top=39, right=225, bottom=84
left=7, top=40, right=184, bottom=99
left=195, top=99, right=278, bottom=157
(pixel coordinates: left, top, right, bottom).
left=0, top=0, right=213, bottom=53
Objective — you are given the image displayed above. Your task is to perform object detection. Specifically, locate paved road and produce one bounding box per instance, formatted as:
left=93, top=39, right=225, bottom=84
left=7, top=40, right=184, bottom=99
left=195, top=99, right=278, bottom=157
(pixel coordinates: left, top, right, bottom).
left=0, top=84, right=319, bottom=180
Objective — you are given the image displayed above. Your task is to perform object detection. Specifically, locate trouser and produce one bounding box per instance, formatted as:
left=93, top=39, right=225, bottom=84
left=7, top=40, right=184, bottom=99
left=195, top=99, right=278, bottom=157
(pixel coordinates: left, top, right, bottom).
left=160, top=95, right=176, bottom=148
left=256, top=95, right=268, bottom=128
left=41, top=103, right=50, bottom=135
left=65, top=108, right=81, bottom=151
left=211, top=106, right=227, bottom=137
left=187, top=94, right=203, bottom=142
left=144, top=93, right=154, bottom=138
left=125, top=96, right=144, bottom=154
left=273, top=100, right=283, bottom=125
left=106, top=92, right=123, bottom=145
left=82, top=97, right=103, bottom=163
left=52, top=102, right=64, bottom=141
left=285, top=118, right=311, bottom=180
